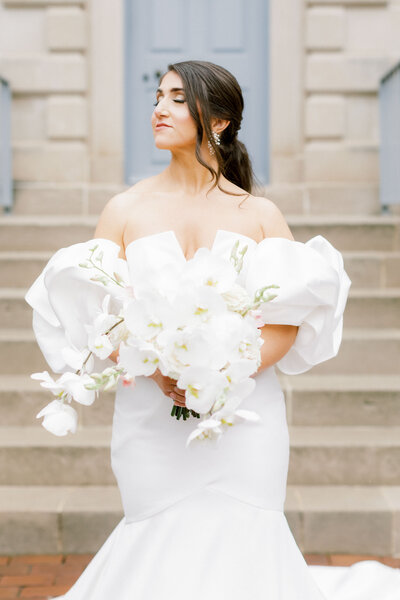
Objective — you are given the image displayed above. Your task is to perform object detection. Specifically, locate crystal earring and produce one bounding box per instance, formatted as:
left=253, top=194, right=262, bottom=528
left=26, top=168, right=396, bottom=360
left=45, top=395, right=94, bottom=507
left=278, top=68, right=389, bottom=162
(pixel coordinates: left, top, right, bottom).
left=208, top=131, right=221, bottom=155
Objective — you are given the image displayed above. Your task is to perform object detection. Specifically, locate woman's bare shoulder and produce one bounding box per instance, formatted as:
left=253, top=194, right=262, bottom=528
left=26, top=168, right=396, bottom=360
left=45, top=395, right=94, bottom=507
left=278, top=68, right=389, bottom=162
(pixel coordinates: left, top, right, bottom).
left=250, top=195, right=294, bottom=241
left=96, top=178, right=158, bottom=224
left=92, top=178, right=160, bottom=249
left=124, top=176, right=162, bottom=196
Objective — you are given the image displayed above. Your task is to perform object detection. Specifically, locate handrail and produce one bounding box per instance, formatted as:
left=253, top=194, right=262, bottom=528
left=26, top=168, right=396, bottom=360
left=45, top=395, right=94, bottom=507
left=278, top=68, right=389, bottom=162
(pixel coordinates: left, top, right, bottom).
left=0, top=76, right=12, bottom=212
left=379, top=60, right=400, bottom=212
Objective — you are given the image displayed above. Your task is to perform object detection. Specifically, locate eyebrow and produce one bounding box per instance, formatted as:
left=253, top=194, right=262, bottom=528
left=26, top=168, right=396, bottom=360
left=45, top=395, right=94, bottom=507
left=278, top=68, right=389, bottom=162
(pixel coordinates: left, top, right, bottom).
left=156, top=87, right=185, bottom=94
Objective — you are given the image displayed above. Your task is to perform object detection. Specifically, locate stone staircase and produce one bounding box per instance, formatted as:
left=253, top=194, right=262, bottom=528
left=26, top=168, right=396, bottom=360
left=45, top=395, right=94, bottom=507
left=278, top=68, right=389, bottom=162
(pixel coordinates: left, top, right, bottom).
left=0, top=184, right=400, bottom=556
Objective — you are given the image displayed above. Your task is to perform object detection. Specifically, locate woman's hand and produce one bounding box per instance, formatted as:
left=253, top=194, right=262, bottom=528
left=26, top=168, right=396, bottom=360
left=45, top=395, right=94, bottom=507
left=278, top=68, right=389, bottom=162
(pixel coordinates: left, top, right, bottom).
left=109, top=350, right=186, bottom=406
left=150, top=369, right=186, bottom=407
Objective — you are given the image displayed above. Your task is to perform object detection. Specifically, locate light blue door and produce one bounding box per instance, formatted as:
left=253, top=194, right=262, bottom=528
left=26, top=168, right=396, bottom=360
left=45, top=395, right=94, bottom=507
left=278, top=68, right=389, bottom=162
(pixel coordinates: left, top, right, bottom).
left=124, top=0, right=269, bottom=185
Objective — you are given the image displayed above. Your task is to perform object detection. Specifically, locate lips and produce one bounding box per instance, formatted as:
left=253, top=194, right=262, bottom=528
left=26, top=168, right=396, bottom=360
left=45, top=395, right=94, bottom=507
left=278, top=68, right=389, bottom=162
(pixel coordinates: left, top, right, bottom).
left=155, top=123, right=171, bottom=129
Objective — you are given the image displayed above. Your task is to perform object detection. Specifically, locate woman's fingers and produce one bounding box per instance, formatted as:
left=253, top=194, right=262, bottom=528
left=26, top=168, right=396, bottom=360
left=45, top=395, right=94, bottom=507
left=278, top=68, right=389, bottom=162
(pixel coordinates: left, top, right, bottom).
left=162, top=376, right=186, bottom=406
left=169, top=390, right=186, bottom=406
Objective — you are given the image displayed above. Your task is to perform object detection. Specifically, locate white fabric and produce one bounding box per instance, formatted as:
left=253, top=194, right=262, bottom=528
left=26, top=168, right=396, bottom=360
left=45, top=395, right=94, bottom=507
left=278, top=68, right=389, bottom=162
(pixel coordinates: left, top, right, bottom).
left=24, top=230, right=399, bottom=600
left=25, top=238, right=129, bottom=373
left=245, top=235, right=351, bottom=374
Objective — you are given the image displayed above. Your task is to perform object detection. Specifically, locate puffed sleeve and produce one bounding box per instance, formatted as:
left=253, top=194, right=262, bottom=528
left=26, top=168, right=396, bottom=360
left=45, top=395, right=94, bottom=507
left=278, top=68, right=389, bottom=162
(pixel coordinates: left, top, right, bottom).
left=245, top=235, right=351, bottom=375
left=24, top=238, right=130, bottom=374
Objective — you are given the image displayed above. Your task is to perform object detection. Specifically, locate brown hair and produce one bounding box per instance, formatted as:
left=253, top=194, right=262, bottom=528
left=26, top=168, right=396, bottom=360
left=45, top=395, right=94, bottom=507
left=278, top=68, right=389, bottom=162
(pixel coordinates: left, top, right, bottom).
left=163, top=60, right=259, bottom=203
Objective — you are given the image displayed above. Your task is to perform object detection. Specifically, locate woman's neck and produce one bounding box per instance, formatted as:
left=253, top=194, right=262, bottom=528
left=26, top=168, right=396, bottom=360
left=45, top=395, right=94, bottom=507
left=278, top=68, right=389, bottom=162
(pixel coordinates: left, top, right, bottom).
left=158, top=149, right=222, bottom=197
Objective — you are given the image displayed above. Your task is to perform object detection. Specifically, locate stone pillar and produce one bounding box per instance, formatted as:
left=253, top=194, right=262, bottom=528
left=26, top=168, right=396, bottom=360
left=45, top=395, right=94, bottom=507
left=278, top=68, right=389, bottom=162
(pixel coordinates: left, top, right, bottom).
left=89, top=0, right=124, bottom=183
left=269, top=0, right=305, bottom=183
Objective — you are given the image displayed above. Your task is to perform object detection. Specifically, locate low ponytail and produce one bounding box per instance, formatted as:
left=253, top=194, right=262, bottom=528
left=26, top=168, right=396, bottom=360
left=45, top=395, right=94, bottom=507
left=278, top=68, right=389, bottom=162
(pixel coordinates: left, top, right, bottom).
left=219, top=137, right=255, bottom=194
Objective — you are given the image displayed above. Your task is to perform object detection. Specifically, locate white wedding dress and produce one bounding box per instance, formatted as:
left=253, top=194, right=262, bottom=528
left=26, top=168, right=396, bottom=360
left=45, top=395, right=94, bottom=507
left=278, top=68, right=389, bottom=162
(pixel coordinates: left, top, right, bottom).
left=24, top=229, right=400, bottom=600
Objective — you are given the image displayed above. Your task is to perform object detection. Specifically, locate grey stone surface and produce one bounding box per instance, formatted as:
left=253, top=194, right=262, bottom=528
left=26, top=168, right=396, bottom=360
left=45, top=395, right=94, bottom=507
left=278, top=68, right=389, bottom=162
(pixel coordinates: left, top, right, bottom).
left=0, top=427, right=115, bottom=485
left=13, top=185, right=84, bottom=216
left=283, top=374, right=400, bottom=426
left=288, top=426, right=400, bottom=485
left=0, top=512, right=60, bottom=554
left=0, top=251, right=50, bottom=287
left=310, top=329, right=400, bottom=375
left=1, top=214, right=399, bottom=252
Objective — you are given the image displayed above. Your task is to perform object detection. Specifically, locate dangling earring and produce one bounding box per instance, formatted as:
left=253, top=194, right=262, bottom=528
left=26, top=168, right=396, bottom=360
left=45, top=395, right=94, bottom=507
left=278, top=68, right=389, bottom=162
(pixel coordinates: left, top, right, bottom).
left=208, top=131, right=221, bottom=155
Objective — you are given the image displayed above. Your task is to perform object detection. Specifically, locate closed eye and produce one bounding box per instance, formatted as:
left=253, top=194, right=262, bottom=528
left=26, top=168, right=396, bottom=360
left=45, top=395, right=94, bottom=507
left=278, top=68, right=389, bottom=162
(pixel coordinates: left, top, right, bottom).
left=153, top=98, right=186, bottom=106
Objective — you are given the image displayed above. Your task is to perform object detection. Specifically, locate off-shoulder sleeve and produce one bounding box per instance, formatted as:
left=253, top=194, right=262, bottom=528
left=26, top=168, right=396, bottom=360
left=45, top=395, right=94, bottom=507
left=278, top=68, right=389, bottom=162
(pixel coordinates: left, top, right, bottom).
left=24, top=238, right=130, bottom=373
left=245, top=235, right=351, bottom=375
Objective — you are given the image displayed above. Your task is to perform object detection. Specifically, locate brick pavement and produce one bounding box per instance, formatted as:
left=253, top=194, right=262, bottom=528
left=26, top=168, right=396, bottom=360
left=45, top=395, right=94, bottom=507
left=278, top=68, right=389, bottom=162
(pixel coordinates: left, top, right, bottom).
left=0, top=554, right=399, bottom=599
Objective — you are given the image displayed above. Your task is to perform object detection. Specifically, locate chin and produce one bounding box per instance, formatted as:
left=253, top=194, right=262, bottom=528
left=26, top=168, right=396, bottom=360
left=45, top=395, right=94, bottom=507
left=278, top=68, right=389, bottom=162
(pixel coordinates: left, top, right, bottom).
left=154, top=141, right=173, bottom=150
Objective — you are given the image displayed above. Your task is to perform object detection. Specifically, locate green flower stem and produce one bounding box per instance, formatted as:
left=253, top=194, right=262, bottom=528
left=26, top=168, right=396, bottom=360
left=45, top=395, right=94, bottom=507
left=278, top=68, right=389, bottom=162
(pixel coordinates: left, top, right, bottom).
left=170, top=404, right=200, bottom=420
left=75, top=317, right=125, bottom=376
left=87, top=250, right=125, bottom=287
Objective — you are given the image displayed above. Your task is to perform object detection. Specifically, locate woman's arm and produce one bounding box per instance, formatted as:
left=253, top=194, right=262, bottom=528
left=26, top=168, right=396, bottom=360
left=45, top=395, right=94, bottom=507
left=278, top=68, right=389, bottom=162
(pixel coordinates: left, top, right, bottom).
left=93, top=194, right=128, bottom=365
left=93, top=193, right=128, bottom=258
left=255, top=323, right=299, bottom=376
left=253, top=197, right=299, bottom=373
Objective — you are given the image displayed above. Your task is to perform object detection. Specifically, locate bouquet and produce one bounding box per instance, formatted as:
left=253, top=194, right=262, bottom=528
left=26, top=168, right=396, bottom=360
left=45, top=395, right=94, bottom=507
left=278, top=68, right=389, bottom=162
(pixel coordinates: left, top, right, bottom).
left=32, top=239, right=279, bottom=447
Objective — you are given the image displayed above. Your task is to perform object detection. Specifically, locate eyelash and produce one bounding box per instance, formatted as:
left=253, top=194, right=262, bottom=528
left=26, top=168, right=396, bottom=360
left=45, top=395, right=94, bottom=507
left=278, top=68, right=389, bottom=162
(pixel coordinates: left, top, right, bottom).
left=153, top=99, right=185, bottom=106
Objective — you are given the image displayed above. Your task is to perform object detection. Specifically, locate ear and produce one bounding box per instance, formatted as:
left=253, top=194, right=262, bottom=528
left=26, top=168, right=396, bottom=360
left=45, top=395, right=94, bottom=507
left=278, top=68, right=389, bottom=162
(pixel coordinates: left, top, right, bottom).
left=211, top=117, right=230, bottom=135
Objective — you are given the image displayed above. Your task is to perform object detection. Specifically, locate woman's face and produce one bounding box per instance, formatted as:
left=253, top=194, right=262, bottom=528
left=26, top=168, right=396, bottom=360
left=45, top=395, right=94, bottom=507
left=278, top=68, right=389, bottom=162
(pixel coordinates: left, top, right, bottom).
left=151, top=70, right=198, bottom=151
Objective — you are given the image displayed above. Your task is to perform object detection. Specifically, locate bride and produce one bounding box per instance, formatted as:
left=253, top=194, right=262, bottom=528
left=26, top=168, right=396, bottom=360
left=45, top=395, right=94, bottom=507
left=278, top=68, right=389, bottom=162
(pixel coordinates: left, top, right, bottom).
left=24, top=60, right=399, bottom=599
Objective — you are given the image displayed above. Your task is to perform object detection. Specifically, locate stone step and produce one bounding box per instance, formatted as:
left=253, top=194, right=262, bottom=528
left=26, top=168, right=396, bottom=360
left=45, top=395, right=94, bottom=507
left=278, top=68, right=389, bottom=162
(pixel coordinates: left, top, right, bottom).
left=2, top=249, right=400, bottom=290
left=1, top=328, right=398, bottom=375
left=1, top=374, right=400, bottom=429
left=5, top=287, right=400, bottom=329
left=2, top=374, right=399, bottom=429
left=0, top=214, right=399, bottom=251
left=310, top=329, right=400, bottom=375
left=0, top=375, right=115, bottom=427
left=2, top=425, right=400, bottom=486
left=0, top=485, right=123, bottom=555
left=285, top=485, right=400, bottom=556
left=0, top=484, right=398, bottom=555
left=266, top=183, right=381, bottom=216
left=342, top=251, right=400, bottom=289
left=9, top=182, right=383, bottom=217
left=0, top=427, right=114, bottom=486
left=11, top=182, right=126, bottom=216
left=0, top=250, right=51, bottom=288
left=343, top=288, right=400, bottom=328
left=287, top=426, right=400, bottom=486
left=279, top=374, right=400, bottom=427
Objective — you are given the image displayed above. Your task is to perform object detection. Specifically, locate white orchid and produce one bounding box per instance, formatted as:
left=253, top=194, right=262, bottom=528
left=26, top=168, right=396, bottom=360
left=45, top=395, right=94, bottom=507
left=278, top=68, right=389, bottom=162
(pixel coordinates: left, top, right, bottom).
left=118, top=338, right=161, bottom=377
left=31, top=237, right=278, bottom=442
left=181, top=248, right=238, bottom=293
left=129, top=261, right=185, bottom=302
left=36, top=399, right=78, bottom=436
left=31, top=370, right=97, bottom=406
left=223, top=359, right=259, bottom=386
left=123, top=289, right=179, bottom=342
left=84, top=295, right=125, bottom=360
left=60, top=372, right=98, bottom=405
left=185, top=417, right=224, bottom=446
left=61, top=339, right=94, bottom=372
left=177, top=366, right=228, bottom=414
left=157, top=325, right=229, bottom=377
left=221, top=283, right=253, bottom=314
left=173, top=286, right=228, bottom=328
left=186, top=392, right=261, bottom=448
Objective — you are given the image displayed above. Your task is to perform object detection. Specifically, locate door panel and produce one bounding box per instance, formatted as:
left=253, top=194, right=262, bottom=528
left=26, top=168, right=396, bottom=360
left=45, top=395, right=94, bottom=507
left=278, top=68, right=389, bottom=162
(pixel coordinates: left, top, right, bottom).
left=124, top=0, right=269, bottom=184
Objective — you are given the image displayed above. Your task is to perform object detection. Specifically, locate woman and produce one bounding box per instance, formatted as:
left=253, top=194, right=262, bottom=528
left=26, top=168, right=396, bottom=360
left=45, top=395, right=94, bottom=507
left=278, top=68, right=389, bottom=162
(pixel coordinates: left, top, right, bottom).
left=24, top=60, right=398, bottom=599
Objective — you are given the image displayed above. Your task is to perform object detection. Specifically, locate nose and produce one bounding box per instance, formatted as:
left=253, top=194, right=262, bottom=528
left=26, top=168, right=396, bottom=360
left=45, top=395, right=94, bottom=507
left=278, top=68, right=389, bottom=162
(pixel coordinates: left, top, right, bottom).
left=154, top=97, right=169, bottom=116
